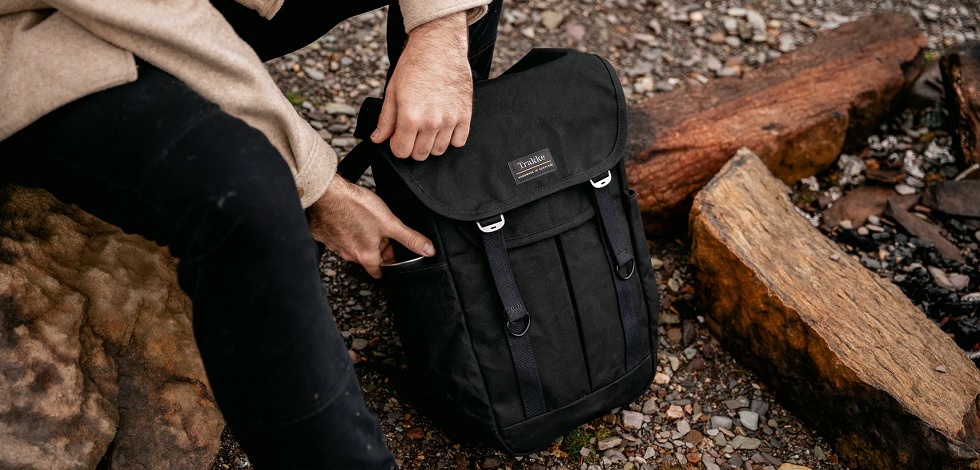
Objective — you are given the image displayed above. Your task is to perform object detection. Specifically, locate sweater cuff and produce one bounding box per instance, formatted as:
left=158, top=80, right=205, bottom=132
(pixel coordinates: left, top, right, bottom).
left=400, top=0, right=490, bottom=34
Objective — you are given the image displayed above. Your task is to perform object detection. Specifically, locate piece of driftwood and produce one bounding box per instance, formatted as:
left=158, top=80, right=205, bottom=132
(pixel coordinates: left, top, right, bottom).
left=941, top=41, right=980, bottom=166
left=690, top=149, right=980, bottom=469
left=820, top=185, right=918, bottom=230
left=884, top=199, right=966, bottom=263
left=627, top=13, right=927, bottom=231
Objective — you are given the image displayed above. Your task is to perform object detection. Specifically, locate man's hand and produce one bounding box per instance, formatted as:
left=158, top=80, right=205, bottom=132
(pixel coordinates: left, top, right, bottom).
left=370, top=12, right=472, bottom=161
left=308, top=176, right=434, bottom=278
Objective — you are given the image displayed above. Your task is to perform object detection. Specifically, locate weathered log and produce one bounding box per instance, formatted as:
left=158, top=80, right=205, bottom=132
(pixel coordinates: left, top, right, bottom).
left=690, top=149, right=980, bottom=469
left=941, top=41, right=980, bottom=166
left=627, top=13, right=927, bottom=231
left=0, top=184, right=223, bottom=469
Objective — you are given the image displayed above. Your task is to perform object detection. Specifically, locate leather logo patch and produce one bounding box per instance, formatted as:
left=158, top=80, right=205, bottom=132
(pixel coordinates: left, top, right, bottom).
left=508, top=148, right=557, bottom=184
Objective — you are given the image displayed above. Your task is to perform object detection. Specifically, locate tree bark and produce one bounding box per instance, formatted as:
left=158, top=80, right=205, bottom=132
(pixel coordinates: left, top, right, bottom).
left=627, top=13, right=927, bottom=232
left=690, top=149, right=980, bottom=469
left=941, top=41, right=980, bottom=166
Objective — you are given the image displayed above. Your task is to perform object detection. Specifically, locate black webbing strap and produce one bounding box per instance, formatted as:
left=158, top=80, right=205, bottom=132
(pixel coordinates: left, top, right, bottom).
left=336, top=141, right=377, bottom=183
left=479, top=215, right=547, bottom=418
left=590, top=172, right=641, bottom=371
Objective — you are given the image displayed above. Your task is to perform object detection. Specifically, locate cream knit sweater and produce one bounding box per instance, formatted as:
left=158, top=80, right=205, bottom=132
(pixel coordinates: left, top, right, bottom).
left=0, top=0, right=489, bottom=207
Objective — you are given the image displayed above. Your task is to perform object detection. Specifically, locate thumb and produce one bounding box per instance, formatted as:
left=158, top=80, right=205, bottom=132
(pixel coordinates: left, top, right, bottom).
left=387, top=219, right=435, bottom=258
left=372, top=94, right=397, bottom=143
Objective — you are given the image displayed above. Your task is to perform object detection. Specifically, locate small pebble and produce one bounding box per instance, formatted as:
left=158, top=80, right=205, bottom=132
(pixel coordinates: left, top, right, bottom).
left=738, top=410, right=760, bottom=431
left=651, top=257, right=664, bottom=270
left=622, top=410, right=645, bottom=430
left=710, top=415, right=733, bottom=429
left=598, top=436, right=623, bottom=451
left=642, top=397, right=658, bottom=415
left=666, top=405, right=685, bottom=419
left=895, top=183, right=917, bottom=196
left=676, top=419, right=691, bottom=436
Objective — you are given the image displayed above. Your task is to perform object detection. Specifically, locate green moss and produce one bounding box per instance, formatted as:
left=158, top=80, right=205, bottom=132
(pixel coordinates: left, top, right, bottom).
left=562, top=427, right=591, bottom=456
left=594, top=427, right=613, bottom=441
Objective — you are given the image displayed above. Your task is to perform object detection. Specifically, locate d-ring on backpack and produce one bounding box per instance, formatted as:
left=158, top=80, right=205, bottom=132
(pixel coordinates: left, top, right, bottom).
left=339, top=49, right=660, bottom=454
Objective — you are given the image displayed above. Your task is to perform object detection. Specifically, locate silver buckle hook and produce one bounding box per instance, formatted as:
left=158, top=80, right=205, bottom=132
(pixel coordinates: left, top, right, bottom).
left=477, top=215, right=506, bottom=233
left=590, top=171, right=612, bottom=188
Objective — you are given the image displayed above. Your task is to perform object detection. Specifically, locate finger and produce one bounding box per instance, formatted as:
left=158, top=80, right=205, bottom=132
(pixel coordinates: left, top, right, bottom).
left=449, top=118, right=470, bottom=148
left=411, top=128, right=438, bottom=161
left=386, top=219, right=435, bottom=258
left=389, top=122, right=417, bottom=159
left=430, top=128, right=454, bottom=156
left=372, top=94, right=397, bottom=144
left=358, top=251, right=384, bottom=279
left=381, top=243, right=395, bottom=265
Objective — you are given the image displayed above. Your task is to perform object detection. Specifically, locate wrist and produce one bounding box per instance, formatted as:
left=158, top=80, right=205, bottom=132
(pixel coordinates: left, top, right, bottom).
left=408, top=11, right=468, bottom=47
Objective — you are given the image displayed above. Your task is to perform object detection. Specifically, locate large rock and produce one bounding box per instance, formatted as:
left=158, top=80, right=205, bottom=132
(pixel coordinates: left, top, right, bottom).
left=0, top=184, right=223, bottom=469
left=627, top=13, right=927, bottom=231
left=690, top=150, right=980, bottom=469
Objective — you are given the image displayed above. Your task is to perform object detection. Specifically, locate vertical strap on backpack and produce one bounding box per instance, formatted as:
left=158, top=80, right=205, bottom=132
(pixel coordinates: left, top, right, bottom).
left=478, top=215, right=547, bottom=419
left=590, top=171, right=641, bottom=371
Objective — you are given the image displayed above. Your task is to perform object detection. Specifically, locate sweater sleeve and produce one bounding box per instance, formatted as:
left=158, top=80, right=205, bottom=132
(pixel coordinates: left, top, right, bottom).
left=399, top=0, right=491, bottom=33
left=43, top=0, right=335, bottom=209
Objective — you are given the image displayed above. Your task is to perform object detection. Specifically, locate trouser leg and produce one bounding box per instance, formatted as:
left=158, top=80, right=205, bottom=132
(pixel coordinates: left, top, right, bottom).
left=0, top=62, right=395, bottom=469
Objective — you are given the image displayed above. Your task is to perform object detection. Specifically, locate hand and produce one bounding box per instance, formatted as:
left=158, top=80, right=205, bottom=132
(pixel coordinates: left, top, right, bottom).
left=370, top=12, right=472, bottom=161
left=308, top=177, right=434, bottom=278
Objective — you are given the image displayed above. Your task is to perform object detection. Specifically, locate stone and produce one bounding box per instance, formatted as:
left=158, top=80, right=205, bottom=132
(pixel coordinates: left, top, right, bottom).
left=642, top=397, right=658, bottom=415
left=710, top=415, right=733, bottom=429
left=302, top=66, right=324, bottom=81
left=598, top=436, right=623, bottom=451
left=676, top=419, right=691, bottom=436
left=895, top=183, right=917, bottom=196
left=730, top=435, right=762, bottom=450
left=690, top=151, right=980, bottom=469
left=778, top=464, right=812, bottom=470
left=406, top=427, right=425, bottom=439
left=739, top=410, right=761, bottom=431
left=0, top=185, right=223, bottom=469
left=540, top=10, right=564, bottom=29
left=666, top=405, right=685, bottom=419
left=324, top=102, right=357, bottom=116
left=622, top=410, right=645, bottom=430
left=654, top=372, right=671, bottom=385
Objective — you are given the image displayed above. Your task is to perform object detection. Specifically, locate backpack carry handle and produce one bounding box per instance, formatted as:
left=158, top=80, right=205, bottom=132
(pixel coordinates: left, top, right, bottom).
left=336, top=97, right=385, bottom=183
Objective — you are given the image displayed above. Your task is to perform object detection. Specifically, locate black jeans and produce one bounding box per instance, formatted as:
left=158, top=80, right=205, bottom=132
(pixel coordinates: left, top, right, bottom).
left=0, top=1, right=501, bottom=468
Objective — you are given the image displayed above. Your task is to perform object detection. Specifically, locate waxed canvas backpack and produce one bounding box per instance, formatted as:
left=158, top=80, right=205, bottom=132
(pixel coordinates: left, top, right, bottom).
left=338, top=48, right=660, bottom=454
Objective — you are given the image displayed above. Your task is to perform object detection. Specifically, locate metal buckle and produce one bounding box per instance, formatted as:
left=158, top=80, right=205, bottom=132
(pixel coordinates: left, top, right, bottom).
left=477, top=215, right=506, bottom=233
left=505, top=314, right=531, bottom=337
left=590, top=171, right=612, bottom=189
left=618, top=260, right=636, bottom=280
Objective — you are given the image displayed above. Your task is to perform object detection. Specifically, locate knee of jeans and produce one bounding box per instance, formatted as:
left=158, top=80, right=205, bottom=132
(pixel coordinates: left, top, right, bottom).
left=169, top=116, right=308, bottom=259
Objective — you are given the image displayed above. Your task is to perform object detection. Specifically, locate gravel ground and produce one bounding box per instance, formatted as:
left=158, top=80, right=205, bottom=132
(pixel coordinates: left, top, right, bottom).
left=212, top=1, right=980, bottom=469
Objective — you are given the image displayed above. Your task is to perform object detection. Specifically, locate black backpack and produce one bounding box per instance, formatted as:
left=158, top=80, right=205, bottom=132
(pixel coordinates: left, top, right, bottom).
left=339, top=48, right=660, bottom=454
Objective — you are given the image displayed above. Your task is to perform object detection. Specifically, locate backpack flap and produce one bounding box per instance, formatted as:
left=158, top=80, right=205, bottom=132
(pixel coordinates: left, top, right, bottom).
left=352, top=49, right=627, bottom=222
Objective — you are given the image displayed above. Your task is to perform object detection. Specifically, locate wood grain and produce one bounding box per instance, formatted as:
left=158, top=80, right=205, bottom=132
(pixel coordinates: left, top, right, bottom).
left=627, top=13, right=927, bottom=231
left=690, top=149, right=980, bottom=469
